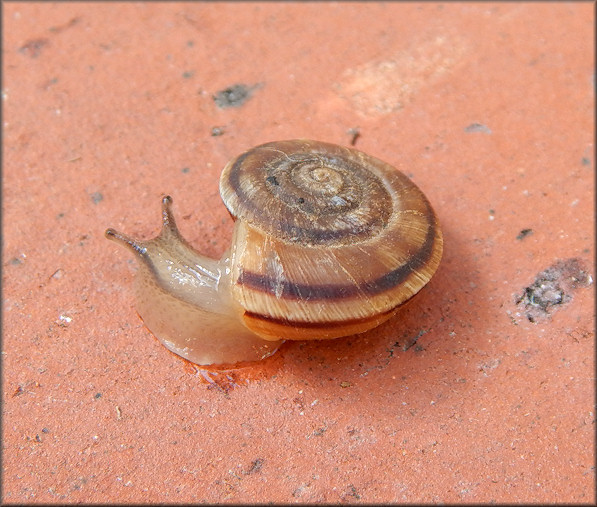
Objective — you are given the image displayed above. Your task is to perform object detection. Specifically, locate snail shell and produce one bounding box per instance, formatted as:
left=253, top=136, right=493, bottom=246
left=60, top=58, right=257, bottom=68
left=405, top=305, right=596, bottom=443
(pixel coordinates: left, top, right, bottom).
left=106, top=139, right=443, bottom=366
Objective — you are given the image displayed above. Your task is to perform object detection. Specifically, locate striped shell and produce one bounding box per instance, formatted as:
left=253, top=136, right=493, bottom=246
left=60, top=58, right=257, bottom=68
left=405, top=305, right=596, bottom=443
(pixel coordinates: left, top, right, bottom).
left=219, top=139, right=443, bottom=341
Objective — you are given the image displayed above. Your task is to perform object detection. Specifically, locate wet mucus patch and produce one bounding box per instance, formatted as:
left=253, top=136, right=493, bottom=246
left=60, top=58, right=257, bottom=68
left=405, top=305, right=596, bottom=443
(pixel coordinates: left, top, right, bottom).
left=515, top=258, right=592, bottom=323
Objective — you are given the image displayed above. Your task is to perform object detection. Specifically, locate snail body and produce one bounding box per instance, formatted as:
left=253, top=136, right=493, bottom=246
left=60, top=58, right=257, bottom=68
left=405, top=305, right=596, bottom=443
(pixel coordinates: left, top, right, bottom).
left=106, top=140, right=443, bottom=365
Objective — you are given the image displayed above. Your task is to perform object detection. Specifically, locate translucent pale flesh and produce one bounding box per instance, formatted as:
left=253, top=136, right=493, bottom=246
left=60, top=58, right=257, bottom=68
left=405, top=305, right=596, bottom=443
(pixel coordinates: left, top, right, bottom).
left=132, top=263, right=282, bottom=365
left=106, top=197, right=284, bottom=366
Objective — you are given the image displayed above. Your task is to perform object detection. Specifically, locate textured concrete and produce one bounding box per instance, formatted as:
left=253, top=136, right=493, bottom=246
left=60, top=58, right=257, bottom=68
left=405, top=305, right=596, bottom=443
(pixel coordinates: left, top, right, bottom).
left=2, top=2, right=594, bottom=503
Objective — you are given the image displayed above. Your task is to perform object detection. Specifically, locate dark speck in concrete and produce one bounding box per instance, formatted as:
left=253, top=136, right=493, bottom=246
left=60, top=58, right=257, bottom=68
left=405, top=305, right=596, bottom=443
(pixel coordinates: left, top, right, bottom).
left=515, top=258, right=593, bottom=322
left=246, top=458, right=264, bottom=474
left=464, top=123, right=492, bottom=134
left=213, top=84, right=258, bottom=108
left=347, top=127, right=360, bottom=146
left=19, top=38, right=49, bottom=58
left=516, top=228, right=533, bottom=240
left=90, top=192, right=103, bottom=204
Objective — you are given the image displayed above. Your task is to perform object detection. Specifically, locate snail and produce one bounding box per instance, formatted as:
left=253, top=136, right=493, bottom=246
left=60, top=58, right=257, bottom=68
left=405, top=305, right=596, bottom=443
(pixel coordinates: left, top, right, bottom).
left=105, top=139, right=443, bottom=366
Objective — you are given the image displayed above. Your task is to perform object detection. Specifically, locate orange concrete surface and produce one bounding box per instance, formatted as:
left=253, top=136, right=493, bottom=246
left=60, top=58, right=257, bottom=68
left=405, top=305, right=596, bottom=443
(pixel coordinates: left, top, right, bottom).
left=2, top=2, right=594, bottom=503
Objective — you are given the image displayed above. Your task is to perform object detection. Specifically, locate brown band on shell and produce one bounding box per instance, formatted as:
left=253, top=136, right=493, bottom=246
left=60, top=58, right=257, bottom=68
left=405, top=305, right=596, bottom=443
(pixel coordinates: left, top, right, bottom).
left=236, top=195, right=439, bottom=302
left=242, top=300, right=406, bottom=341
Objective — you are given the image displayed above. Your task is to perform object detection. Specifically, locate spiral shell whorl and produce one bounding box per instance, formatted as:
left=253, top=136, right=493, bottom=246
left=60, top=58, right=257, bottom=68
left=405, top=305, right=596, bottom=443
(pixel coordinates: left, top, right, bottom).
left=219, top=139, right=443, bottom=341
left=220, top=140, right=393, bottom=246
